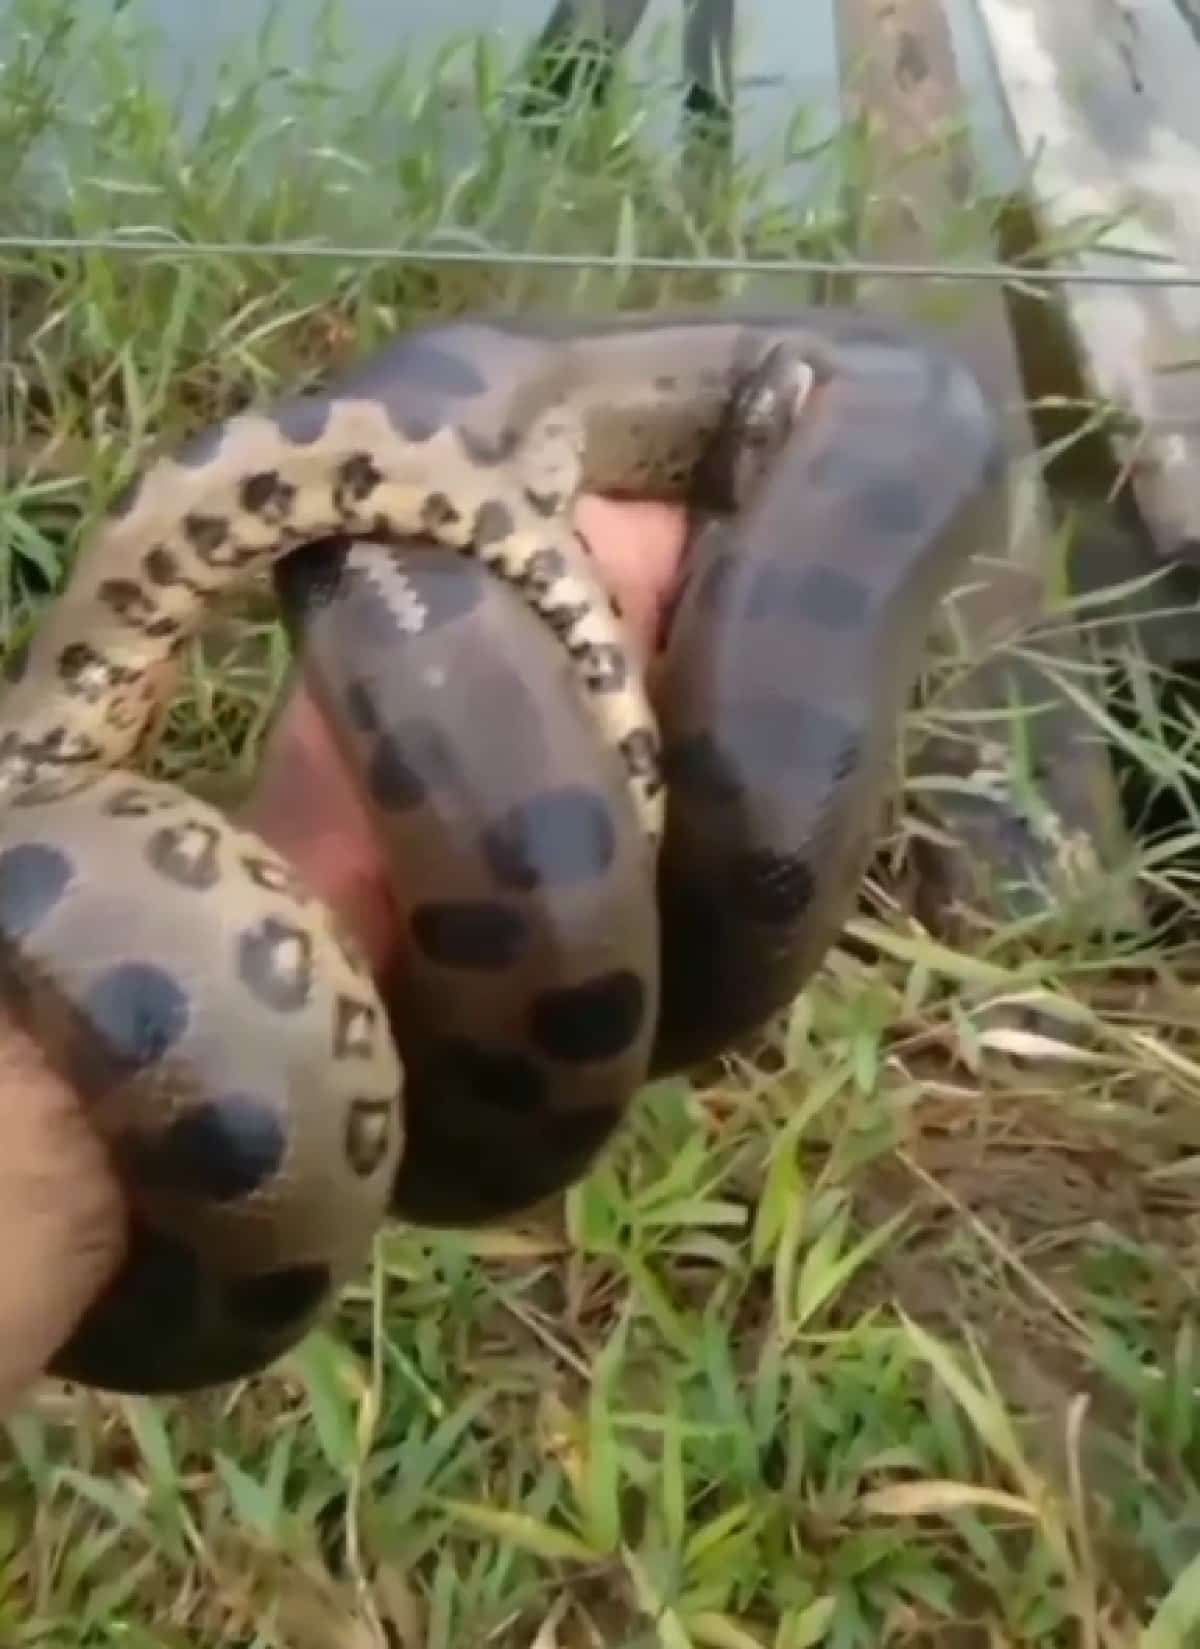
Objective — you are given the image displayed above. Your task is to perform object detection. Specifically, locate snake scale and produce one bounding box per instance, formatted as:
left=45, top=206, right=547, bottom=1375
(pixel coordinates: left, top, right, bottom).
left=0, top=306, right=1005, bottom=1394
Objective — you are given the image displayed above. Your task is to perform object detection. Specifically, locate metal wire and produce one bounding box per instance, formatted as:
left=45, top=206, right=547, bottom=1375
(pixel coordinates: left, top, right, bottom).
left=2, top=232, right=1200, bottom=289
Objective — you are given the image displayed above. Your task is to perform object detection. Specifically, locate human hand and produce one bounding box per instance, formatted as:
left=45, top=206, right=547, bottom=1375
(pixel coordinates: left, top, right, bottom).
left=0, top=496, right=689, bottom=1412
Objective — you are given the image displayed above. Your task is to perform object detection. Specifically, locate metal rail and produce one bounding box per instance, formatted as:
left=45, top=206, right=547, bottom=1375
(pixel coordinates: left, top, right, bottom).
left=1, top=234, right=1198, bottom=287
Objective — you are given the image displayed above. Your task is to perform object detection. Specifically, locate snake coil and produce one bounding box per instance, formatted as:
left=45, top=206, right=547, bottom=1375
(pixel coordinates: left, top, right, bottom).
left=0, top=306, right=1005, bottom=1393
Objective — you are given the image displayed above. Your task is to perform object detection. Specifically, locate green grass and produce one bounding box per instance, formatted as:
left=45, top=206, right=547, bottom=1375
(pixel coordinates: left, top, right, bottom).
left=3, top=3, right=1200, bottom=1644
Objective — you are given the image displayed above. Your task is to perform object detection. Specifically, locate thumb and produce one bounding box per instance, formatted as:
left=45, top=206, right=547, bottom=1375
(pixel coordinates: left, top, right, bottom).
left=0, top=1014, right=127, bottom=1410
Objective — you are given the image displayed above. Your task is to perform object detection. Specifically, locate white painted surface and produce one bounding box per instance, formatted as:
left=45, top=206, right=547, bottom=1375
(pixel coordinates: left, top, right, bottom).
left=975, top=0, right=1200, bottom=555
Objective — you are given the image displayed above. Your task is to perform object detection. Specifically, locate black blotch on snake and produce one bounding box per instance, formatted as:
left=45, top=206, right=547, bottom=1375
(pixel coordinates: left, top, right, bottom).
left=410, top=900, right=530, bottom=970
left=618, top=730, right=660, bottom=782
left=369, top=336, right=487, bottom=398
left=183, top=514, right=229, bottom=558
left=241, top=855, right=305, bottom=899
left=473, top=500, right=516, bottom=546
left=333, top=996, right=378, bottom=1059
left=366, top=720, right=461, bottom=812
left=240, top=471, right=296, bottom=519
left=176, top=426, right=226, bottom=468
left=0, top=843, right=73, bottom=938
left=345, top=1098, right=393, bottom=1176
left=391, top=1043, right=622, bottom=1222
left=276, top=396, right=333, bottom=446
left=419, top=1038, right=550, bottom=1113
left=573, top=642, right=628, bottom=692
left=713, top=697, right=862, bottom=793
left=524, top=485, right=564, bottom=516
left=858, top=477, right=929, bottom=536
left=146, top=822, right=222, bottom=891
left=521, top=548, right=567, bottom=594
left=145, top=546, right=191, bottom=588
left=83, top=961, right=190, bottom=1066
left=57, top=640, right=136, bottom=699
left=747, top=563, right=872, bottom=628
left=104, top=785, right=173, bottom=819
left=344, top=679, right=378, bottom=733
left=529, top=969, right=646, bottom=1064
left=725, top=848, right=818, bottom=926
left=661, top=732, right=742, bottom=806
left=339, top=335, right=487, bottom=440
left=458, top=424, right=522, bottom=466
left=419, top=491, right=462, bottom=532
left=225, top=1264, right=332, bottom=1329
left=130, top=1096, right=286, bottom=1201
left=335, top=453, right=383, bottom=505
left=481, top=787, right=618, bottom=891
left=549, top=1110, right=627, bottom=1201
left=653, top=874, right=800, bottom=1074
left=237, top=918, right=314, bottom=1012
left=399, top=1096, right=622, bottom=1225
left=98, top=578, right=157, bottom=627
left=49, top=1228, right=204, bottom=1388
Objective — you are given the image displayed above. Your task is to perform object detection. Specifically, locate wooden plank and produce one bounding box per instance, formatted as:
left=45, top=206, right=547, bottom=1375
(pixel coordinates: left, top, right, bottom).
left=524, top=0, right=735, bottom=143
left=522, top=0, right=652, bottom=112
left=681, top=0, right=734, bottom=117
left=833, top=0, right=1140, bottom=925
left=974, top=0, right=1200, bottom=563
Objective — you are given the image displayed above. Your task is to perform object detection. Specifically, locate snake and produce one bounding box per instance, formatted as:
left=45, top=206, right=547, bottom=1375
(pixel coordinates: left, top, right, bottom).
left=0, top=305, right=1005, bottom=1395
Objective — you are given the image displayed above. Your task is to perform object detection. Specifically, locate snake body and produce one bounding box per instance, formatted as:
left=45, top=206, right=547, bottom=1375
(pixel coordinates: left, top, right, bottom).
left=0, top=306, right=1005, bottom=1393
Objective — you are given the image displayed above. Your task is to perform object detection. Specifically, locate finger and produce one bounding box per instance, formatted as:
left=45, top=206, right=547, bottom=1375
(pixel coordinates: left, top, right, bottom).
left=235, top=685, right=401, bottom=974
left=573, top=496, right=688, bottom=663
left=0, top=1015, right=127, bottom=1412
